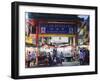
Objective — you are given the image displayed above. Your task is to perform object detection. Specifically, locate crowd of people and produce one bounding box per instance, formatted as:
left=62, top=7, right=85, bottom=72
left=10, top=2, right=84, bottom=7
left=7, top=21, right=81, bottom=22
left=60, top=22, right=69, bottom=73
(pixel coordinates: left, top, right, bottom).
left=25, top=51, right=36, bottom=67
left=25, top=48, right=65, bottom=67
left=79, top=48, right=89, bottom=65
left=38, top=49, right=65, bottom=66
left=25, top=47, right=89, bottom=68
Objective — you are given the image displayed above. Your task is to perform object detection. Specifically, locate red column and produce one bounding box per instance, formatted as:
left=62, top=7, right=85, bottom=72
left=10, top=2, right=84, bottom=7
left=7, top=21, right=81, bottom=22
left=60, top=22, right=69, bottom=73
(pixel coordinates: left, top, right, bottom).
left=31, top=19, right=39, bottom=65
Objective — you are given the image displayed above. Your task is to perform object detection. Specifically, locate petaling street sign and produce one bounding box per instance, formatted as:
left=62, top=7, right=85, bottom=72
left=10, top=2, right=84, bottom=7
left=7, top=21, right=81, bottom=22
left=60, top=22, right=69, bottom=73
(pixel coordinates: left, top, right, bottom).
left=39, top=23, right=77, bottom=34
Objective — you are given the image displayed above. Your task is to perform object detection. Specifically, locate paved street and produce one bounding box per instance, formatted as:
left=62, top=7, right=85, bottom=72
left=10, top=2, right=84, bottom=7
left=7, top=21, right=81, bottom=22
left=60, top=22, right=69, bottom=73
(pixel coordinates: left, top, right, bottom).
left=29, top=61, right=80, bottom=68
left=62, top=61, right=80, bottom=66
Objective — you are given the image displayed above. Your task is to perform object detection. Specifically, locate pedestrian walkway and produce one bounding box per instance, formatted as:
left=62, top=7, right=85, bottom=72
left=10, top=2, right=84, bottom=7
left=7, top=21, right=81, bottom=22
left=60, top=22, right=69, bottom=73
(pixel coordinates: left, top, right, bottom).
left=62, top=61, right=80, bottom=66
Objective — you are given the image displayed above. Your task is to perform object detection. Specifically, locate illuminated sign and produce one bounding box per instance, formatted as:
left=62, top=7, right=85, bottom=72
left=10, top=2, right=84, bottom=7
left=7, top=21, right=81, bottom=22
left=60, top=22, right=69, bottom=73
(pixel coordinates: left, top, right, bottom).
left=39, top=24, right=77, bottom=34
left=25, top=36, right=36, bottom=45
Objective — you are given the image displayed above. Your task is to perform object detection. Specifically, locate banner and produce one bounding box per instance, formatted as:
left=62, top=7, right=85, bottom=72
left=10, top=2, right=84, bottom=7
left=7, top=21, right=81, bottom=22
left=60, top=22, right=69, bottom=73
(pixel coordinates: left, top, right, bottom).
left=39, top=24, right=77, bottom=34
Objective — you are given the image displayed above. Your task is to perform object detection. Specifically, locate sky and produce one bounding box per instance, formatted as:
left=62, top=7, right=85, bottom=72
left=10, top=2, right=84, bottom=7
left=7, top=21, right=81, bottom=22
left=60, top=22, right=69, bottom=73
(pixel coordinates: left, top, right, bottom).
left=78, top=15, right=89, bottom=20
